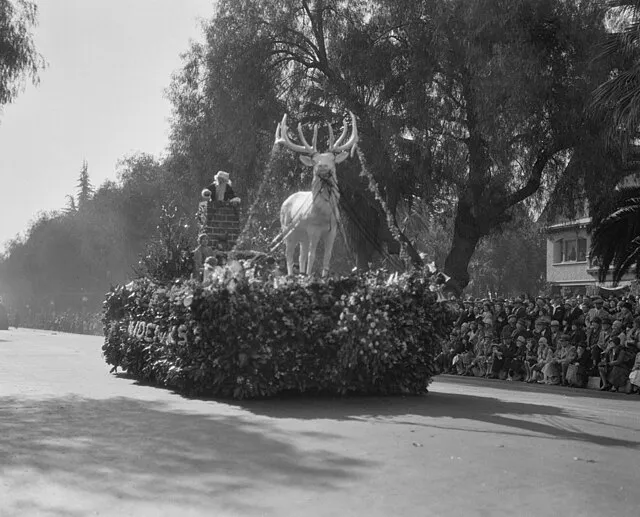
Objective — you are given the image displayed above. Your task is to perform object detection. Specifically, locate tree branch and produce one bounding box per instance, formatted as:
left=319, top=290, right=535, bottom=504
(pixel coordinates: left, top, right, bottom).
left=504, top=142, right=569, bottom=208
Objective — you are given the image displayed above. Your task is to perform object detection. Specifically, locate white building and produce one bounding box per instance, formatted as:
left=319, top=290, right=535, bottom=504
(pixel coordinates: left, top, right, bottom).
left=545, top=174, right=640, bottom=296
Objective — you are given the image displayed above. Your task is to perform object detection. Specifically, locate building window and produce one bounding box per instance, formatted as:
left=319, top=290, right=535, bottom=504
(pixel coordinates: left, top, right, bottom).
left=554, top=237, right=587, bottom=263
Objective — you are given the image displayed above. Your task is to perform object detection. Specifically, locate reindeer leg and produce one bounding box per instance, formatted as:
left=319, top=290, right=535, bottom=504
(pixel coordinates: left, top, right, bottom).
left=321, top=227, right=337, bottom=277
left=299, top=235, right=309, bottom=275
left=284, top=236, right=296, bottom=276
left=307, top=229, right=321, bottom=276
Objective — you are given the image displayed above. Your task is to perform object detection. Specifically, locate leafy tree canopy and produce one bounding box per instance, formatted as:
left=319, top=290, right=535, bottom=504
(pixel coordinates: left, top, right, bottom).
left=0, top=0, right=44, bottom=110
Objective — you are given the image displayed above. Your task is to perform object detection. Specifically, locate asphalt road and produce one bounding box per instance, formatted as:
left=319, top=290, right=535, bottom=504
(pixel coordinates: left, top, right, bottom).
left=1, top=328, right=639, bottom=517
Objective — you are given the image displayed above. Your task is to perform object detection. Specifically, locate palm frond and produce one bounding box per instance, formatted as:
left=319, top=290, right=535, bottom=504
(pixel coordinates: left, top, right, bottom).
left=590, top=186, right=640, bottom=283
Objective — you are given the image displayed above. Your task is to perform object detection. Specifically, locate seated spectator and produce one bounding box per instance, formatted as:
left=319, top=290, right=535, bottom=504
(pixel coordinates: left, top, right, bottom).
left=569, top=318, right=587, bottom=348
left=501, top=314, right=518, bottom=344
left=598, top=336, right=630, bottom=392
left=627, top=316, right=640, bottom=348
left=524, top=337, right=538, bottom=383
left=549, top=319, right=561, bottom=348
left=487, top=342, right=504, bottom=379
left=628, top=341, right=640, bottom=394
left=566, top=342, right=592, bottom=388
left=542, top=339, right=562, bottom=385
left=470, top=335, right=492, bottom=377
left=556, top=333, right=577, bottom=386
left=610, top=319, right=627, bottom=347
left=514, top=318, right=531, bottom=341
left=435, top=334, right=456, bottom=374
left=532, top=337, right=552, bottom=383
left=532, top=318, right=552, bottom=345
left=494, top=301, right=508, bottom=336
left=503, top=335, right=526, bottom=381
left=454, top=339, right=476, bottom=376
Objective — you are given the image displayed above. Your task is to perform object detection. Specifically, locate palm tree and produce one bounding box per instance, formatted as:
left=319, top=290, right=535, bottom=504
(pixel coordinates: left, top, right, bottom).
left=591, top=1, right=640, bottom=150
left=588, top=3, right=640, bottom=284
left=589, top=186, right=640, bottom=283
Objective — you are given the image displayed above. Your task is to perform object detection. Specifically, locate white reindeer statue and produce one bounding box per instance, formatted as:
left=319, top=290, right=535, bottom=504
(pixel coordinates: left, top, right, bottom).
left=274, top=112, right=358, bottom=276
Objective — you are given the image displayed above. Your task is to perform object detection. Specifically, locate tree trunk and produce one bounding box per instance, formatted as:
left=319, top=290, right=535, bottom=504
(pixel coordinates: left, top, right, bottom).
left=444, top=194, right=484, bottom=294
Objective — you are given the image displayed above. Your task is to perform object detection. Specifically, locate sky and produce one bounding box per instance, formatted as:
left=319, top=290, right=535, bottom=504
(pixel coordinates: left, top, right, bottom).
left=0, top=0, right=215, bottom=249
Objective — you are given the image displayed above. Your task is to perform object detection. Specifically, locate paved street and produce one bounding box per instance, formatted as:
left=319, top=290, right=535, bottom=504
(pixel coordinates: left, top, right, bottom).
left=1, top=328, right=639, bottom=517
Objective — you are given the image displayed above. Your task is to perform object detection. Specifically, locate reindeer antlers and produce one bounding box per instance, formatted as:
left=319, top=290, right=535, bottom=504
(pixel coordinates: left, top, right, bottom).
left=275, top=111, right=358, bottom=156
left=274, top=114, right=316, bottom=155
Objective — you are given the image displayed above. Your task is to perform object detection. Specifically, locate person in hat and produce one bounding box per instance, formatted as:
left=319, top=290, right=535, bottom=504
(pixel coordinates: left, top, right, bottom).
left=599, top=336, right=632, bottom=391
left=531, top=337, right=552, bottom=383
left=500, top=314, right=518, bottom=344
left=587, top=297, right=609, bottom=326
left=532, top=318, right=552, bottom=346
left=549, top=319, right=561, bottom=349
left=556, top=333, right=577, bottom=386
left=618, top=301, right=634, bottom=328
left=569, top=317, right=587, bottom=348
left=203, top=171, right=241, bottom=204
left=513, top=298, right=527, bottom=321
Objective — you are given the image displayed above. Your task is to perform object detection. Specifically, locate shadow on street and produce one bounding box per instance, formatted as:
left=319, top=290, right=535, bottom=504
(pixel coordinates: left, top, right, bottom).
left=0, top=395, right=373, bottom=516
left=231, top=389, right=640, bottom=449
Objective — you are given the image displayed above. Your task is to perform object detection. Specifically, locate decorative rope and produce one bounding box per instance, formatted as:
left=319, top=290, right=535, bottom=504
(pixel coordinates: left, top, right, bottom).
left=355, top=147, right=405, bottom=252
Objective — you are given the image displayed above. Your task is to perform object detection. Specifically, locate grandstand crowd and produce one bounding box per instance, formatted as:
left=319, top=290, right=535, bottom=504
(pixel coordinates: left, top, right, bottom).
left=437, top=293, right=640, bottom=394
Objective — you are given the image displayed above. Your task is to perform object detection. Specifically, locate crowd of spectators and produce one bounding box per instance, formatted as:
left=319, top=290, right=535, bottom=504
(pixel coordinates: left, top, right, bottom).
left=8, top=310, right=103, bottom=336
left=436, top=293, right=640, bottom=395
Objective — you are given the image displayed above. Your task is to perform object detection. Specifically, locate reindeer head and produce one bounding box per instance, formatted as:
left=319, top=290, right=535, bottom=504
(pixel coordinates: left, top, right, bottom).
left=274, top=112, right=359, bottom=183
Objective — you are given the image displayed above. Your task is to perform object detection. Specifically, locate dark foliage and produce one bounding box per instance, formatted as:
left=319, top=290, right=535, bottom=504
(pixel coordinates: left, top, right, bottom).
left=590, top=186, right=640, bottom=284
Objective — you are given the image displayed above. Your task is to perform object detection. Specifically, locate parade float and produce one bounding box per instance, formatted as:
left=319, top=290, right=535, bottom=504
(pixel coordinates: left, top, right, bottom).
left=102, top=113, right=456, bottom=399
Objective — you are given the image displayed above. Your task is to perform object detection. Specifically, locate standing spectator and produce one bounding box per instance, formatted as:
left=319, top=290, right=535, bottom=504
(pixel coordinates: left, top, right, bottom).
left=628, top=341, right=640, bottom=394
left=551, top=295, right=566, bottom=327
left=587, top=297, right=609, bottom=326
left=617, top=302, right=634, bottom=329
left=565, top=298, right=584, bottom=329
left=0, top=299, right=8, bottom=330
left=481, top=301, right=494, bottom=337
left=513, top=298, right=527, bottom=322
left=494, top=301, right=508, bottom=337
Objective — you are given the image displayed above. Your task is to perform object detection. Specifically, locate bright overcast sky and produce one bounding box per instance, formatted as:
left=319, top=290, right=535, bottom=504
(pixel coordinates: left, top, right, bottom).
left=0, top=0, right=215, bottom=249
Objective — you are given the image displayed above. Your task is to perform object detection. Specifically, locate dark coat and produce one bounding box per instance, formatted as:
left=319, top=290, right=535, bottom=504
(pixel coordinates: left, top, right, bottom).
left=206, top=182, right=236, bottom=201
